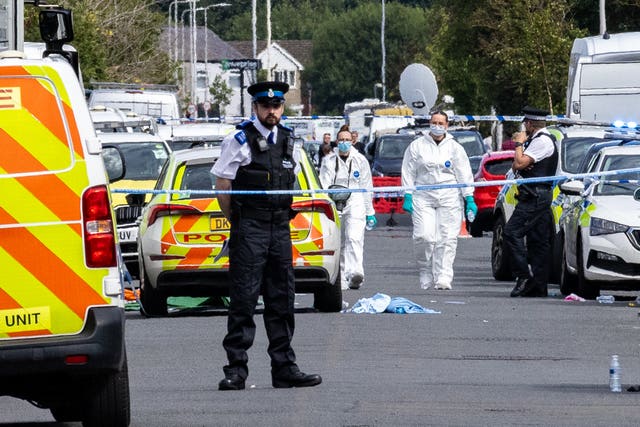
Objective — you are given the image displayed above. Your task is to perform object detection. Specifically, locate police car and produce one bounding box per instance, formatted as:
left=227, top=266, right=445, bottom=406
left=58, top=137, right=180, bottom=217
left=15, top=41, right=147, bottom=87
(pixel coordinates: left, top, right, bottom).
left=137, top=144, right=342, bottom=316
left=558, top=144, right=640, bottom=299
left=491, top=120, right=640, bottom=284
left=491, top=121, right=611, bottom=281
left=100, top=132, right=171, bottom=278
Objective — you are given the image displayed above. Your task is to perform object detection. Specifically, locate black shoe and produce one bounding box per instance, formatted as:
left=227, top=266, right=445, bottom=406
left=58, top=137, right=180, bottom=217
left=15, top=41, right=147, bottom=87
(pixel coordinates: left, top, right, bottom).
left=272, top=366, right=322, bottom=388
left=510, top=277, right=531, bottom=297
left=218, top=373, right=245, bottom=391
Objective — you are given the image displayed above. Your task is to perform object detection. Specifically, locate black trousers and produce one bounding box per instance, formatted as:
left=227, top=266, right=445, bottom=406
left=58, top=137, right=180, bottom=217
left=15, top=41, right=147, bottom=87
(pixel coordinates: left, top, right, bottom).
left=503, top=187, right=554, bottom=290
left=222, top=216, right=296, bottom=379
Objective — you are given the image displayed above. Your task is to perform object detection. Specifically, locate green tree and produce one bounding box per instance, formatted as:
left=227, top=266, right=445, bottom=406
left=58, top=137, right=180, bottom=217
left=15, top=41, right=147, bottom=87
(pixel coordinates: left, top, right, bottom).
left=569, top=0, right=640, bottom=35
left=305, top=2, right=431, bottom=114
left=25, top=0, right=177, bottom=86
left=429, top=0, right=583, bottom=115
left=209, top=74, right=233, bottom=115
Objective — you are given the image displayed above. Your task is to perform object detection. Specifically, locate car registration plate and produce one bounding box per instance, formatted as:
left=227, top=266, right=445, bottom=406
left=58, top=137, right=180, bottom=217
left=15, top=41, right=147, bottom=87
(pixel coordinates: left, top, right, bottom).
left=210, top=216, right=230, bottom=231
left=118, top=226, right=138, bottom=243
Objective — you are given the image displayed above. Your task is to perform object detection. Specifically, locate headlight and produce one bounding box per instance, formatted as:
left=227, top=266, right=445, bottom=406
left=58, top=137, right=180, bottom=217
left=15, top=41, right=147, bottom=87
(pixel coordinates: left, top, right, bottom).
left=590, top=217, right=629, bottom=236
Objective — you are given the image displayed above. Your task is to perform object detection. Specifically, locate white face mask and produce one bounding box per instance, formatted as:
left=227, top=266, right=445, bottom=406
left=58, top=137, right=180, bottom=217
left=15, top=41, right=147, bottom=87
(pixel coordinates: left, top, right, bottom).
left=430, top=124, right=446, bottom=136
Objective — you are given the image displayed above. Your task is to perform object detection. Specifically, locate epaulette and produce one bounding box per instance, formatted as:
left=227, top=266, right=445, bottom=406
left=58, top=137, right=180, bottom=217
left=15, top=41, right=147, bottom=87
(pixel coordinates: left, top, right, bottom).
left=235, top=120, right=252, bottom=130
left=233, top=130, right=248, bottom=145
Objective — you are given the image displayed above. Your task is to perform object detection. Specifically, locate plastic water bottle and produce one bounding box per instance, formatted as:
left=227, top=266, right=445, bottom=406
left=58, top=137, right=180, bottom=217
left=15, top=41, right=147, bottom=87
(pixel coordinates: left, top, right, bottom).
left=596, top=295, right=615, bottom=304
left=365, top=218, right=376, bottom=231
left=467, top=211, right=475, bottom=223
left=610, top=355, right=621, bottom=392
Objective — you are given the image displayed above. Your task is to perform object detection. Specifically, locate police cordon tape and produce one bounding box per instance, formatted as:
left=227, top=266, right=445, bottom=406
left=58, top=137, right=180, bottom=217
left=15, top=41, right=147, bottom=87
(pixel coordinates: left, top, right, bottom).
left=112, top=167, right=640, bottom=197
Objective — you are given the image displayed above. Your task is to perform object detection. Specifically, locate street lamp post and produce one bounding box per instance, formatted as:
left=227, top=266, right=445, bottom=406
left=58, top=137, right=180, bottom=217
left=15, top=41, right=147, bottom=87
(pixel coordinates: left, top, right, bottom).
left=381, top=0, right=386, bottom=102
left=195, top=3, right=231, bottom=103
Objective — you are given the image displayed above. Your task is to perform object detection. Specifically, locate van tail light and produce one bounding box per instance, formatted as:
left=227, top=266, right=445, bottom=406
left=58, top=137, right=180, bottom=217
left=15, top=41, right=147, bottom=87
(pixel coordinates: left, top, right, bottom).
left=147, top=203, right=201, bottom=226
left=83, top=185, right=117, bottom=268
left=291, top=199, right=336, bottom=222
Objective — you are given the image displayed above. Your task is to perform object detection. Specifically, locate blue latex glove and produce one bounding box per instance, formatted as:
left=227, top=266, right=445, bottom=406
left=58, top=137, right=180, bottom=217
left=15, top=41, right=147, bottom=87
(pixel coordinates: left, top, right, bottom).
left=366, top=215, right=377, bottom=230
left=402, top=193, right=413, bottom=213
left=465, top=195, right=478, bottom=218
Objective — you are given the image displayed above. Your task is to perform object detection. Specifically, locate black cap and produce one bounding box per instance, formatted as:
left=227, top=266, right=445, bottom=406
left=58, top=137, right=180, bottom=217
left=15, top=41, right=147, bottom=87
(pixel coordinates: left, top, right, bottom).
left=522, top=106, right=549, bottom=121
left=248, top=81, right=289, bottom=105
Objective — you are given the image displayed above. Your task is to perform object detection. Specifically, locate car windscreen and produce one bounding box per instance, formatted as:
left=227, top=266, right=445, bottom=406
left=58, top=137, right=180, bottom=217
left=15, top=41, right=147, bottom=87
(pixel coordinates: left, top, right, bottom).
left=377, top=135, right=414, bottom=159
left=594, top=154, right=640, bottom=195
left=450, top=130, right=486, bottom=157
left=118, top=142, right=169, bottom=180
left=561, top=137, right=607, bottom=174
left=179, top=163, right=217, bottom=198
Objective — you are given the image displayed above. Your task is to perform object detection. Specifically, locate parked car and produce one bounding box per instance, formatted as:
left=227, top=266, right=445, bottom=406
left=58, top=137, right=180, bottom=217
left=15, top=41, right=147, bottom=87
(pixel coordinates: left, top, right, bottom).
left=367, top=133, right=415, bottom=177
left=137, top=144, right=343, bottom=316
left=469, top=150, right=515, bottom=237
left=492, top=123, right=607, bottom=280
left=448, top=127, right=488, bottom=175
left=491, top=121, right=632, bottom=282
left=558, top=144, right=640, bottom=299
left=100, top=133, right=171, bottom=278
left=302, top=140, right=322, bottom=169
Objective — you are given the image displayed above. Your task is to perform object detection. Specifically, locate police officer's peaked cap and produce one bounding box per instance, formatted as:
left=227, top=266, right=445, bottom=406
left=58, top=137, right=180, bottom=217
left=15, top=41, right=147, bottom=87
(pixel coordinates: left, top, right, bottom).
left=522, top=106, right=549, bottom=121
left=248, top=81, right=289, bottom=104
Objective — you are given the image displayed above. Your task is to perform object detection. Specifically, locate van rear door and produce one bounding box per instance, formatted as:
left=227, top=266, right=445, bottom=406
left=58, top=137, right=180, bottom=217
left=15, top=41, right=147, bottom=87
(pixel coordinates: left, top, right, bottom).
left=0, top=66, right=110, bottom=338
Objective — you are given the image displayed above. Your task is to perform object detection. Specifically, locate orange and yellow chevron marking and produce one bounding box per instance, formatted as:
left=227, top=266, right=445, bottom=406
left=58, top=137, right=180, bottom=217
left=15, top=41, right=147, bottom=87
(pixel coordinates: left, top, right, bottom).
left=2, top=67, right=83, bottom=158
left=0, top=208, right=108, bottom=318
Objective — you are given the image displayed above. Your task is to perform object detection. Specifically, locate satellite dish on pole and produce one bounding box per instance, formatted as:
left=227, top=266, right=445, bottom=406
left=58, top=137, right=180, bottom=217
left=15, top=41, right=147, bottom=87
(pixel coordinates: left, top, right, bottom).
left=399, top=63, right=438, bottom=115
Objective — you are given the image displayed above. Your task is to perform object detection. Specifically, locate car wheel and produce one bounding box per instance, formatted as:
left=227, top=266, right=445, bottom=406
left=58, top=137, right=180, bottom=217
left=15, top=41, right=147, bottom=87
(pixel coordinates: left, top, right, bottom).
left=82, top=353, right=131, bottom=427
left=559, top=236, right=578, bottom=295
left=577, top=237, right=599, bottom=300
left=50, top=405, right=81, bottom=422
left=139, top=266, right=168, bottom=317
left=491, top=215, right=513, bottom=280
left=314, top=270, right=343, bottom=313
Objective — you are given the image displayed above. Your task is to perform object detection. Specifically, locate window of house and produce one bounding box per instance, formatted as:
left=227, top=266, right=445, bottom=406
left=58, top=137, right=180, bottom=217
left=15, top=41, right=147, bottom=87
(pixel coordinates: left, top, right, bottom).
left=274, top=70, right=296, bottom=88
left=197, top=71, right=208, bottom=89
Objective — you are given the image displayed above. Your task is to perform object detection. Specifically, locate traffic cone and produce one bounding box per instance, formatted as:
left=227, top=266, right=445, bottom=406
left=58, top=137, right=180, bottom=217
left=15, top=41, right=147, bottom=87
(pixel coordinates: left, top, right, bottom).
left=458, top=219, right=471, bottom=238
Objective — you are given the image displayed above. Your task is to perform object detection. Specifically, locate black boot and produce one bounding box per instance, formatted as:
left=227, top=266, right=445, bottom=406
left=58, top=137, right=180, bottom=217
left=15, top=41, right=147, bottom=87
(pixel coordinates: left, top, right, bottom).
left=510, top=276, right=531, bottom=297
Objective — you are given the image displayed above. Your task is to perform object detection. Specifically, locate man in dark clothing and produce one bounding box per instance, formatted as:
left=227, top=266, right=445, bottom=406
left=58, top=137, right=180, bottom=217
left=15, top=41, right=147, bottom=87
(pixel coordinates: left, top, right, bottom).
left=212, top=81, right=322, bottom=390
left=504, top=106, right=558, bottom=298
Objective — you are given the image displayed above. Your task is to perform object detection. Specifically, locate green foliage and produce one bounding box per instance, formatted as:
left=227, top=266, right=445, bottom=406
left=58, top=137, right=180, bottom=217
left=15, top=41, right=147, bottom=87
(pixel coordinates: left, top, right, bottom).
left=25, top=0, right=177, bottom=86
left=429, top=0, right=583, bottom=115
left=209, top=74, right=233, bottom=115
left=305, top=2, right=431, bottom=113
left=568, top=0, right=640, bottom=34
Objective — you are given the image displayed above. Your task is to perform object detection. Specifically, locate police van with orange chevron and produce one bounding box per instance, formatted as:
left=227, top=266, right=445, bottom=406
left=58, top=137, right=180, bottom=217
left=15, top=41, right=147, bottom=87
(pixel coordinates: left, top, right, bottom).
left=0, top=3, right=131, bottom=425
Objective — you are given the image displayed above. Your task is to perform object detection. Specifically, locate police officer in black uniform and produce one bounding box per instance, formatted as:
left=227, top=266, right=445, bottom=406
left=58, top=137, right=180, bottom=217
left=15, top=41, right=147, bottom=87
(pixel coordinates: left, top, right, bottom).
left=212, top=81, right=322, bottom=390
left=504, top=106, right=559, bottom=298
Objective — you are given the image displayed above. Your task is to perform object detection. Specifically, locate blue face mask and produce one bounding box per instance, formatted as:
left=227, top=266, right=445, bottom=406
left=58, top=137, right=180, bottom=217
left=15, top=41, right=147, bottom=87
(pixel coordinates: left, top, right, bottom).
left=338, top=142, right=351, bottom=152
left=430, top=124, right=446, bottom=136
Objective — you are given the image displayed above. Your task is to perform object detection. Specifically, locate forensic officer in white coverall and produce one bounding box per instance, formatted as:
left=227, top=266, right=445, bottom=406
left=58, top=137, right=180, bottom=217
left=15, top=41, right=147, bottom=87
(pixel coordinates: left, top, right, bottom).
left=320, top=128, right=377, bottom=290
left=401, top=111, right=477, bottom=290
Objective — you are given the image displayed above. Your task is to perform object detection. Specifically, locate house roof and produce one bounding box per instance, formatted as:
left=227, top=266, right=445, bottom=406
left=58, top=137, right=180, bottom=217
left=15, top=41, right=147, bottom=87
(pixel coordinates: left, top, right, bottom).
left=227, top=40, right=313, bottom=67
left=161, top=26, right=245, bottom=62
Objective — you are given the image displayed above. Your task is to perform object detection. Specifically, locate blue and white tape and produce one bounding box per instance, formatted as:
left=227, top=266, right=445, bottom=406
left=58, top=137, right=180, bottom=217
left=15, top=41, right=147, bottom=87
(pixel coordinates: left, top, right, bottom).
left=112, top=167, right=640, bottom=197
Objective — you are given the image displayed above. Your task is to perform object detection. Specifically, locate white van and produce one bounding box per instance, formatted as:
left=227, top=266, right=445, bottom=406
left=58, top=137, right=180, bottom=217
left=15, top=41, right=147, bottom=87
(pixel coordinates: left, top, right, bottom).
left=88, top=84, right=181, bottom=121
left=566, top=32, right=640, bottom=123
